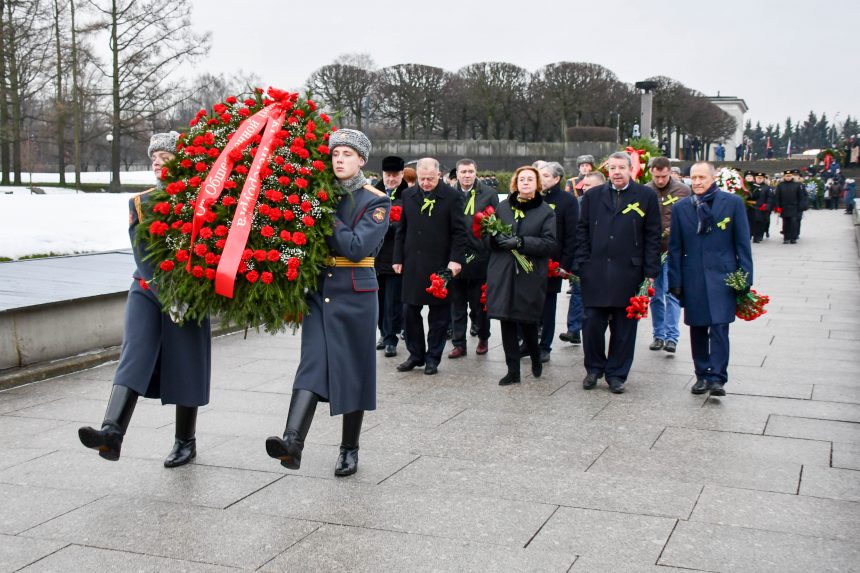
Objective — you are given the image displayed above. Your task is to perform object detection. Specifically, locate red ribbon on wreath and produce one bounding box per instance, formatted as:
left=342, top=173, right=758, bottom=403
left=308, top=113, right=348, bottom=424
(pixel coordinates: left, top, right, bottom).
left=187, top=88, right=295, bottom=298
left=625, top=146, right=645, bottom=181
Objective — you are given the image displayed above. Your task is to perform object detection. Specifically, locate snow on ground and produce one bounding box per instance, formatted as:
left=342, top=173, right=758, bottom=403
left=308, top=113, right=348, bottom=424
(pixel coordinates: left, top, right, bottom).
left=0, top=192, right=136, bottom=259
left=20, top=170, right=156, bottom=186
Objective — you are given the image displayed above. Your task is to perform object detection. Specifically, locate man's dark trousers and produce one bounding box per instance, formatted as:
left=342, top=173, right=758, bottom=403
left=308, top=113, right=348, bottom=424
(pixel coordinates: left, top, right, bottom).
left=404, top=303, right=449, bottom=366
left=689, top=324, right=730, bottom=383
left=449, top=276, right=489, bottom=350
left=582, top=306, right=638, bottom=381
left=378, top=274, right=403, bottom=347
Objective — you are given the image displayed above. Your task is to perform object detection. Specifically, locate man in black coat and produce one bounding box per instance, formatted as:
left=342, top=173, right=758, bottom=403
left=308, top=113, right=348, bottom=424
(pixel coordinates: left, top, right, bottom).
left=575, top=152, right=662, bottom=394
left=536, top=161, right=579, bottom=362
left=774, top=169, right=805, bottom=244
left=393, top=157, right=467, bottom=375
left=448, top=158, right=498, bottom=359
left=374, top=156, right=409, bottom=357
left=749, top=171, right=774, bottom=243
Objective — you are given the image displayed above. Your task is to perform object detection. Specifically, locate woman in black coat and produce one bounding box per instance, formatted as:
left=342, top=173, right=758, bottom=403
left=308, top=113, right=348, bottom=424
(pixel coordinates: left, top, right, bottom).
left=486, top=166, right=556, bottom=386
left=78, top=132, right=212, bottom=468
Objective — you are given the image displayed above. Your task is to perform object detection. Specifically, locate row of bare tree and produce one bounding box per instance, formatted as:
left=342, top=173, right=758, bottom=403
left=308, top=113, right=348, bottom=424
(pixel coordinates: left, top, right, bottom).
left=0, top=1, right=736, bottom=189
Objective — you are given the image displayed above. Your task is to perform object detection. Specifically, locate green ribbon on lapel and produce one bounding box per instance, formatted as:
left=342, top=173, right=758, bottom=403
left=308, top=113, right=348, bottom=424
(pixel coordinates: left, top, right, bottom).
left=662, top=195, right=679, bottom=206
left=513, top=207, right=525, bottom=220
left=717, top=217, right=731, bottom=230
left=421, top=197, right=436, bottom=217
left=622, top=202, right=645, bottom=217
left=548, top=203, right=556, bottom=210
left=463, top=189, right=476, bottom=216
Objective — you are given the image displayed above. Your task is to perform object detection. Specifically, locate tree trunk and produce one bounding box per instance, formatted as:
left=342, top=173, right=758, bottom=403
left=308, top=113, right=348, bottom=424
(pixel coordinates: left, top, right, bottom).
left=53, top=0, right=66, bottom=184
left=70, top=0, right=81, bottom=186
left=6, top=0, right=22, bottom=184
left=0, top=0, right=10, bottom=184
left=109, top=0, right=120, bottom=191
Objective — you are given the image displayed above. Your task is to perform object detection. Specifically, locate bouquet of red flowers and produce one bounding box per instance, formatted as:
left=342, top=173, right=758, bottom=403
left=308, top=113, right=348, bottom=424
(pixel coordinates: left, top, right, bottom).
left=725, top=269, right=770, bottom=321
left=389, top=205, right=402, bottom=222
left=426, top=269, right=453, bottom=299
left=472, top=205, right=533, bottom=273
left=626, top=278, right=655, bottom=320
left=137, top=86, right=337, bottom=332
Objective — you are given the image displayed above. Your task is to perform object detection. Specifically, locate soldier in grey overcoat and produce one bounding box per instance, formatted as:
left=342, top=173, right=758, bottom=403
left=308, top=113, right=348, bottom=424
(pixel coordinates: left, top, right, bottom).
left=266, top=129, right=390, bottom=477
left=78, top=132, right=212, bottom=468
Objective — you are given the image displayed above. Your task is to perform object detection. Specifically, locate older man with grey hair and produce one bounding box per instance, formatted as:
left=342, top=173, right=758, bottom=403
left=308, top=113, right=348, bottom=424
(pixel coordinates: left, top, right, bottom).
left=393, top=157, right=467, bottom=375
left=574, top=151, right=662, bottom=394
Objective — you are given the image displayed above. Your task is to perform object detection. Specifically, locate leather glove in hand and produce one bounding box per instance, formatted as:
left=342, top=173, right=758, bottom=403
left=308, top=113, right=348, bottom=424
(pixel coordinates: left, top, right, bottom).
left=497, top=235, right=522, bottom=251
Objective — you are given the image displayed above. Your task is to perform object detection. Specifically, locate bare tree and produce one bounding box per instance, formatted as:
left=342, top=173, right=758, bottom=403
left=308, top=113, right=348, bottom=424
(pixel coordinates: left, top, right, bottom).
left=539, top=62, right=625, bottom=140
left=88, top=0, right=209, bottom=190
left=458, top=61, right=528, bottom=139
left=306, top=54, right=375, bottom=131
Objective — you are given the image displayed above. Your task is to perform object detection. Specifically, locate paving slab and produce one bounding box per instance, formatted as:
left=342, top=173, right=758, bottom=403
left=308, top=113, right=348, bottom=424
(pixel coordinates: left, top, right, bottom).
left=690, top=485, right=860, bottom=542
left=0, top=534, right=66, bottom=573
left=832, top=441, right=860, bottom=470
left=659, top=520, right=860, bottom=573
left=22, top=496, right=317, bottom=569
left=232, top=475, right=557, bottom=547
left=798, top=465, right=860, bottom=503
left=766, top=414, right=860, bottom=443
left=526, top=506, right=676, bottom=565
left=260, top=524, right=575, bottom=573
left=0, top=483, right=101, bottom=535
left=17, top=544, right=238, bottom=572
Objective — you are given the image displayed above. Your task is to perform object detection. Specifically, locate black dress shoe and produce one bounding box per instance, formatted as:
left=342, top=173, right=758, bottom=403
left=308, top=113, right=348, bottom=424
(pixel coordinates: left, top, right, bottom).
left=424, top=363, right=439, bottom=375
left=708, top=381, right=726, bottom=396
left=397, top=357, right=425, bottom=372
left=265, top=430, right=304, bottom=469
left=691, top=378, right=709, bottom=394
left=540, top=350, right=551, bottom=363
left=384, top=345, right=397, bottom=357
left=376, top=338, right=385, bottom=350
left=531, top=360, right=543, bottom=378
left=78, top=424, right=123, bottom=461
left=559, top=331, right=581, bottom=344
left=470, top=324, right=479, bottom=337
left=334, top=446, right=359, bottom=476
left=663, top=340, right=677, bottom=353
left=499, top=372, right=521, bottom=386
left=164, top=438, right=196, bottom=468
left=649, top=338, right=664, bottom=351
left=790, top=240, right=797, bottom=244
left=608, top=378, right=625, bottom=394
left=582, top=373, right=599, bottom=390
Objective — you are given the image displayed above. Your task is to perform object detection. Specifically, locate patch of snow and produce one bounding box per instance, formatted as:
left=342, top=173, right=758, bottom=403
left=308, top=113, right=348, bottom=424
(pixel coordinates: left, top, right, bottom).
left=20, top=171, right=157, bottom=186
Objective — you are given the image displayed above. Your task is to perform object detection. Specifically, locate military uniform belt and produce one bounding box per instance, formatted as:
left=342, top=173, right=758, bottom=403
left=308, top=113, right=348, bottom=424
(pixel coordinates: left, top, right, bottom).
left=325, top=256, right=375, bottom=268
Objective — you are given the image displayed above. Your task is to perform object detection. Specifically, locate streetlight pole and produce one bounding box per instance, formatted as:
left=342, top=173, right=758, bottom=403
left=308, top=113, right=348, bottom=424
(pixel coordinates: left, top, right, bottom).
left=105, top=132, right=114, bottom=192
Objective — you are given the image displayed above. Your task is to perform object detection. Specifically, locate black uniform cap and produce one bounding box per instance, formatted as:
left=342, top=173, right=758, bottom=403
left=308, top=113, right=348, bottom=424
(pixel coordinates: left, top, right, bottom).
left=381, top=156, right=405, bottom=172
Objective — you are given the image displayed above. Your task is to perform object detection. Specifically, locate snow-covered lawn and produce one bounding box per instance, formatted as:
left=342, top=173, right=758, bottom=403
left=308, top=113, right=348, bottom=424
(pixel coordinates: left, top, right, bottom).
left=18, top=170, right=155, bottom=186
left=0, top=190, right=136, bottom=259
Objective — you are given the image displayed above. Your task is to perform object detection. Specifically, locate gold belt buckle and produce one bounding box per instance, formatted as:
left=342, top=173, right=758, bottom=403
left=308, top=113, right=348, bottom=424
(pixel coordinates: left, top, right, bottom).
left=325, top=256, right=337, bottom=267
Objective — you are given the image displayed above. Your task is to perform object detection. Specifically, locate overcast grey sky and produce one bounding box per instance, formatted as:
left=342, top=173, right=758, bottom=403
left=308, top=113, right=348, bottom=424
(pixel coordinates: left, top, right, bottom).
left=182, top=0, right=858, bottom=130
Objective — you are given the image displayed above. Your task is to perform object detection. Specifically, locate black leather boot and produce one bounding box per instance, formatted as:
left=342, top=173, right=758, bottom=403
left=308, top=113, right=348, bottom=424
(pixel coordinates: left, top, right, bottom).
left=266, top=389, right=318, bottom=469
left=335, top=410, right=363, bottom=477
left=164, top=405, right=197, bottom=468
left=499, top=357, right=521, bottom=386
left=78, top=385, right=138, bottom=461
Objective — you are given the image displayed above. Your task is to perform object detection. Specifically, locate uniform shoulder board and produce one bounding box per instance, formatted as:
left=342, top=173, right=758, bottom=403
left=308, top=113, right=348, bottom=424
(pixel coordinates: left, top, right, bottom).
left=363, top=184, right=388, bottom=199
left=132, top=188, right=156, bottom=223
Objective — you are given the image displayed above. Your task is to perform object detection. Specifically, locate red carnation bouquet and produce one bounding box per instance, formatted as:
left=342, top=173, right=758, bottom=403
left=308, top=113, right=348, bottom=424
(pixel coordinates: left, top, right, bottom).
left=389, top=205, right=402, bottom=222
left=472, top=205, right=533, bottom=273
left=426, top=269, right=453, bottom=299
left=626, top=278, right=655, bottom=320
left=137, top=87, right=338, bottom=332
left=725, top=269, right=770, bottom=321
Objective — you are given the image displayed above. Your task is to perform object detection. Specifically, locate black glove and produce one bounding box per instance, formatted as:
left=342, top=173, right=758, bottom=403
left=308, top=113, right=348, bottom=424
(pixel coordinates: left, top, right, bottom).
left=491, top=233, right=513, bottom=249
left=496, top=235, right=522, bottom=251
left=669, top=287, right=682, bottom=299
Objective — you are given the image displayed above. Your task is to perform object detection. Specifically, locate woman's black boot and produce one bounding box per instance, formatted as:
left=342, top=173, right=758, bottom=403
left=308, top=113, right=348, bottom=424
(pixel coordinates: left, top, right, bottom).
left=499, top=358, right=521, bottom=386
left=78, top=385, right=138, bottom=461
left=164, top=405, right=197, bottom=468
left=265, top=390, right=318, bottom=469
left=335, top=410, right=363, bottom=477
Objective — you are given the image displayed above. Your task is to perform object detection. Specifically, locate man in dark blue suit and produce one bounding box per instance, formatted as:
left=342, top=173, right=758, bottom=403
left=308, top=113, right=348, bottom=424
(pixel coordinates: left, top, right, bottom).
left=575, top=152, right=662, bottom=394
left=668, top=162, right=754, bottom=396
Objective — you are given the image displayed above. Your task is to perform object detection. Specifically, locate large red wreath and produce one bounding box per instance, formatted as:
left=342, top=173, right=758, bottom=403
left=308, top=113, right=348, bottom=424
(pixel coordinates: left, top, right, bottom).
left=138, top=87, right=339, bottom=332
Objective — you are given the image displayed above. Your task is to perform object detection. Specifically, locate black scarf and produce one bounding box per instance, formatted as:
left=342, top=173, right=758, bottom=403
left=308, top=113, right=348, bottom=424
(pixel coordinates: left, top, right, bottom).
left=691, top=183, right=718, bottom=235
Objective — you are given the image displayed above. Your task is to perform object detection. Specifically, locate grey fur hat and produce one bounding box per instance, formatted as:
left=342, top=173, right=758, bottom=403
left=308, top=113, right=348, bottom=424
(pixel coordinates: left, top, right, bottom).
left=148, top=131, right=180, bottom=158
left=329, top=129, right=371, bottom=161
left=576, top=154, right=595, bottom=167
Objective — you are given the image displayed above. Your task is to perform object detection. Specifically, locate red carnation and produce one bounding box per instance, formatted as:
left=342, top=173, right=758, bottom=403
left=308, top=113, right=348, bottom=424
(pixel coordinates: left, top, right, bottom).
left=214, top=225, right=228, bottom=237
left=153, top=202, right=170, bottom=215
left=302, top=215, right=315, bottom=227
left=320, top=113, right=330, bottom=123
left=287, top=257, right=301, bottom=268
left=312, top=160, right=326, bottom=171
left=204, top=252, right=217, bottom=265
left=229, top=149, right=243, bottom=162
left=148, top=221, right=168, bottom=235
left=194, top=243, right=208, bottom=256
left=261, top=225, right=275, bottom=238
left=207, top=148, right=219, bottom=158
left=265, top=189, right=284, bottom=202
left=295, top=177, right=308, bottom=189
left=199, top=227, right=213, bottom=240
left=241, top=249, right=253, bottom=261
left=159, top=260, right=175, bottom=272
left=181, top=222, right=192, bottom=234
left=261, top=271, right=274, bottom=284
left=244, top=98, right=256, bottom=106
left=300, top=200, right=312, bottom=213
left=204, top=211, right=216, bottom=223
left=318, top=144, right=330, bottom=154
left=238, top=107, right=251, bottom=117
left=390, top=205, right=402, bottom=222
left=317, top=190, right=329, bottom=202
left=225, top=96, right=237, bottom=104
left=274, top=156, right=286, bottom=165
left=205, top=268, right=216, bottom=281
left=213, top=103, right=227, bottom=114
left=246, top=270, right=259, bottom=283
left=176, top=250, right=189, bottom=263
left=180, top=159, right=192, bottom=168
left=283, top=210, right=295, bottom=221
left=234, top=165, right=248, bottom=176
left=267, top=249, right=280, bottom=262
left=171, top=220, right=183, bottom=230
left=268, top=209, right=281, bottom=221
left=253, top=249, right=267, bottom=262
left=223, top=179, right=236, bottom=189
left=292, top=231, right=307, bottom=245
left=160, top=167, right=169, bottom=180
left=287, top=194, right=299, bottom=205
left=191, top=265, right=204, bottom=279
left=195, top=162, right=207, bottom=172
left=220, top=113, right=232, bottom=124
left=222, top=196, right=237, bottom=207
left=215, top=239, right=226, bottom=250
left=284, top=164, right=296, bottom=174
left=139, top=279, right=150, bottom=290
left=278, top=176, right=292, bottom=186
left=259, top=204, right=271, bottom=216
left=173, top=203, right=184, bottom=215
left=189, top=176, right=202, bottom=188
left=280, top=230, right=291, bottom=241
left=286, top=269, right=299, bottom=281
